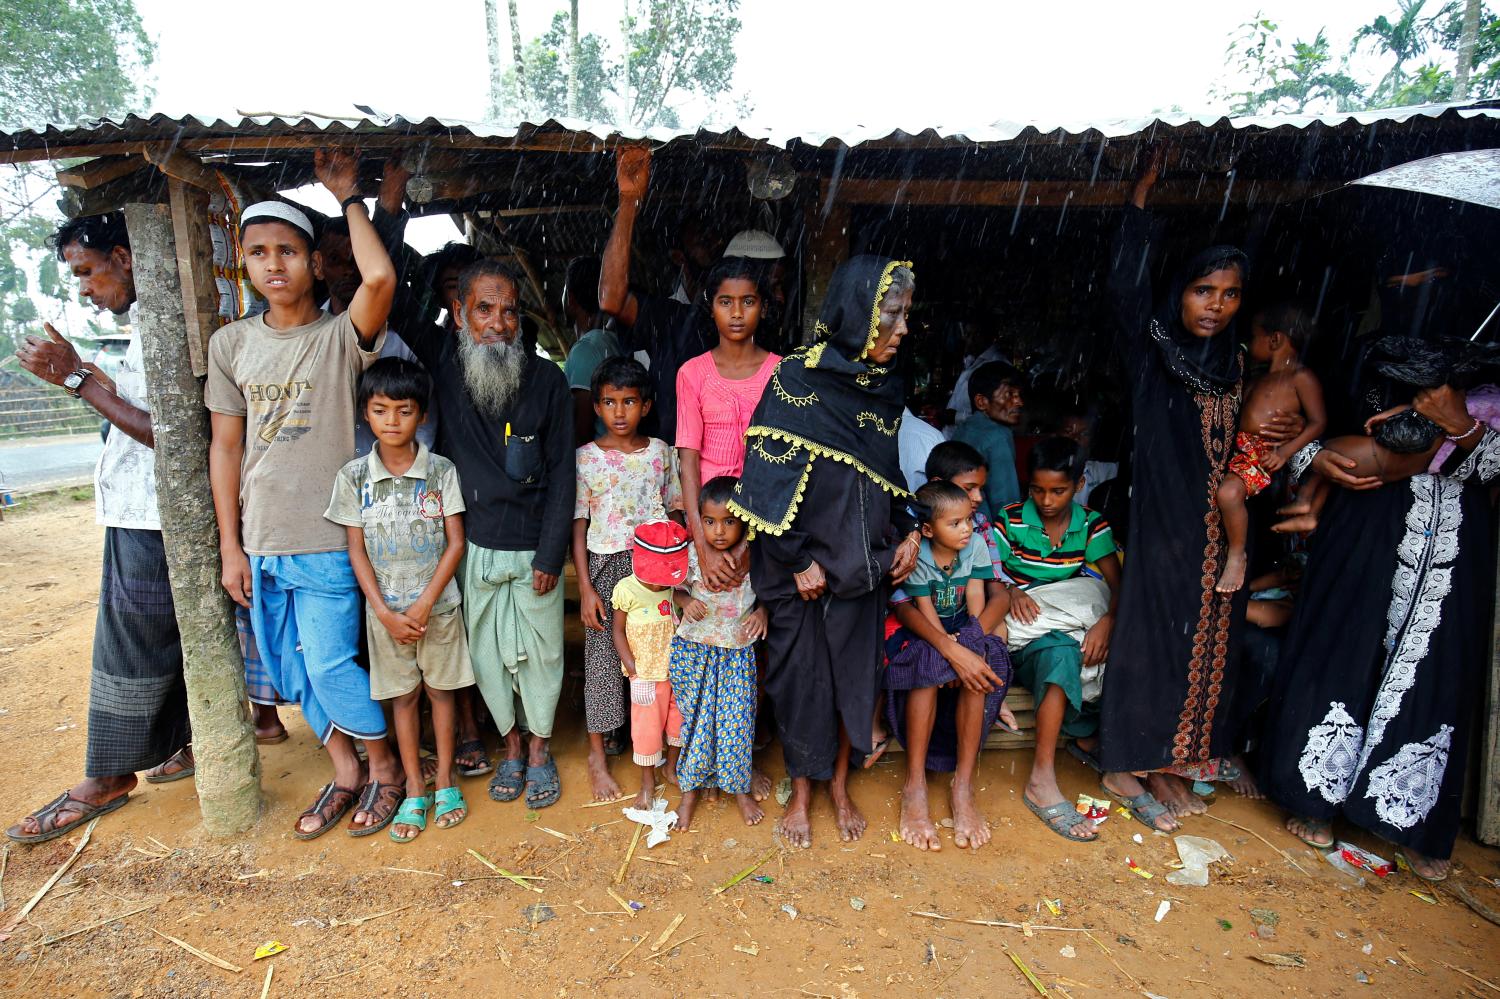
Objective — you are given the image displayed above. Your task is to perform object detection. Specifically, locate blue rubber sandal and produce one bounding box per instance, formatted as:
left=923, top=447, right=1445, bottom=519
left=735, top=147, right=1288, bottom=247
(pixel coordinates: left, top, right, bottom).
left=489, top=758, right=526, bottom=802
left=524, top=755, right=562, bottom=809
left=434, top=786, right=467, bottom=829
left=389, top=795, right=430, bottom=843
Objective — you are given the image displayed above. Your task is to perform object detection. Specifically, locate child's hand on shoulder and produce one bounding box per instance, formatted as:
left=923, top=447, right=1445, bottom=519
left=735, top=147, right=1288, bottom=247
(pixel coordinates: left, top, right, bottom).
left=380, top=607, right=426, bottom=645
left=580, top=587, right=607, bottom=630
left=740, top=606, right=769, bottom=644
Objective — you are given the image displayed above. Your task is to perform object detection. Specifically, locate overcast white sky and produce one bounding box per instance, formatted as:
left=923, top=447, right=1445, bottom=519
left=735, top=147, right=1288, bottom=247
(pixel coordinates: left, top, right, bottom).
left=125, top=0, right=1418, bottom=251
left=137, top=0, right=1412, bottom=128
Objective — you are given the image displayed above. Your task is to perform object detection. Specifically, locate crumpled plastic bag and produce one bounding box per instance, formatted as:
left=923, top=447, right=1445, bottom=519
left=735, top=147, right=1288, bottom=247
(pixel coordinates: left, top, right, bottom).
left=623, top=796, right=679, bottom=848
left=1165, top=834, right=1232, bottom=887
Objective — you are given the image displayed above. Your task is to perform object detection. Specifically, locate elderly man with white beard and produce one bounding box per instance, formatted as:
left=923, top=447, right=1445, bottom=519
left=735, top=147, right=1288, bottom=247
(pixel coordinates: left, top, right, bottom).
left=396, top=258, right=575, bottom=810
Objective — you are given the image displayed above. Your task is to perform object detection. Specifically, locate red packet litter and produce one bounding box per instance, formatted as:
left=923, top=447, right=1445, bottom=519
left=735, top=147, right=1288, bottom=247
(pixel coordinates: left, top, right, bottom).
left=1337, top=841, right=1394, bottom=878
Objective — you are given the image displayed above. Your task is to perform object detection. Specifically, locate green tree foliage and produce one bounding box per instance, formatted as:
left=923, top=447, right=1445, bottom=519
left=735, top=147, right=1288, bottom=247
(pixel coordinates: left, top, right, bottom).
left=0, top=0, right=153, bottom=356
left=1221, top=3, right=1500, bottom=114
left=1221, top=20, right=1367, bottom=113
left=494, top=0, right=746, bottom=127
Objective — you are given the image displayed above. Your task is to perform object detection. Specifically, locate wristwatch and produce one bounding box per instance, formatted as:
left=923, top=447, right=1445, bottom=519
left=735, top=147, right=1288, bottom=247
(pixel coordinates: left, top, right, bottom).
left=62, top=368, right=93, bottom=397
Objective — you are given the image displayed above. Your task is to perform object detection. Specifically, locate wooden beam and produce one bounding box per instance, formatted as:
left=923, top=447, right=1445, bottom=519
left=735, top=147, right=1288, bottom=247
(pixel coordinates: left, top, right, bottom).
left=166, top=178, right=219, bottom=377
left=122, top=202, right=262, bottom=836
left=55, top=155, right=144, bottom=190
left=143, top=146, right=222, bottom=191
left=822, top=176, right=1336, bottom=208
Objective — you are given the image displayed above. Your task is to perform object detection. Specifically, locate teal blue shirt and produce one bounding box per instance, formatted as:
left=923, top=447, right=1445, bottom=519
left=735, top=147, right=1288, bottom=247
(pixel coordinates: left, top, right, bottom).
left=563, top=328, right=624, bottom=437
left=951, top=413, right=1020, bottom=523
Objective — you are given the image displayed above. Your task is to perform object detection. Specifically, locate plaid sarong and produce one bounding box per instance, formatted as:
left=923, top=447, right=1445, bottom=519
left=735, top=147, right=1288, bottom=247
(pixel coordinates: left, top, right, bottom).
left=84, top=528, right=190, bottom=777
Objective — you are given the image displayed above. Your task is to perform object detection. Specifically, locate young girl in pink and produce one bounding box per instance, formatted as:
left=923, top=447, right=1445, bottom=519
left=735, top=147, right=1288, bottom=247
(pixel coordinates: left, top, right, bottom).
left=675, top=257, right=781, bottom=589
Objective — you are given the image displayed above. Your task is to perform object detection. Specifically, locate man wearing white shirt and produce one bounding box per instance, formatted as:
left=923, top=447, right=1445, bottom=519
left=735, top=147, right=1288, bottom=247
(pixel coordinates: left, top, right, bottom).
left=946, top=341, right=1004, bottom=423
left=7, top=214, right=190, bottom=844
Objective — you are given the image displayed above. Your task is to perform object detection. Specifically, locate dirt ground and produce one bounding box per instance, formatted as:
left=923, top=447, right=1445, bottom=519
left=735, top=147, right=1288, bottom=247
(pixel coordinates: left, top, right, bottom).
left=2, top=494, right=1500, bottom=998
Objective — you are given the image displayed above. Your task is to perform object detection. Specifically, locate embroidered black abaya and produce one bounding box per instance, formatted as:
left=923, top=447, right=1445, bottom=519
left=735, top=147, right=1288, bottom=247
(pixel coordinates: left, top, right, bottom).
left=734, top=256, right=916, bottom=781
left=1097, top=206, right=1251, bottom=775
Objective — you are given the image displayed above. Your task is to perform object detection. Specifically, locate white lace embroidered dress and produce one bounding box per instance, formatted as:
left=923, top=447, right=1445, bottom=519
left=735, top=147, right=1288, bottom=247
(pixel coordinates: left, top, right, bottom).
left=1261, top=429, right=1500, bottom=858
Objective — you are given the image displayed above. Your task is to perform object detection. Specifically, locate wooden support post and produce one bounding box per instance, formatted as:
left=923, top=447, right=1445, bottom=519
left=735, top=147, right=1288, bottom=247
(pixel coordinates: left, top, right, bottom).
left=166, top=178, right=220, bottom=377
left=123, top=202, right=262, bottom=837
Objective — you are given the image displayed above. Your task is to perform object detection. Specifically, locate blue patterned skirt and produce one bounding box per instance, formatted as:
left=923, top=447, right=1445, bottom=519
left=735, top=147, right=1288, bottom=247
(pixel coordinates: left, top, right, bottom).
left=668, top=637, right=757, bottom=794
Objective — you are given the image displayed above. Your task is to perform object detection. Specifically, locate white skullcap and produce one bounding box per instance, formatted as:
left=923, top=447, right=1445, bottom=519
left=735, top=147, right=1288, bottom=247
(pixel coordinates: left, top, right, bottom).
left=723, top=229, right=785, bottom=260
left=240, top=201, right=315, bottom=240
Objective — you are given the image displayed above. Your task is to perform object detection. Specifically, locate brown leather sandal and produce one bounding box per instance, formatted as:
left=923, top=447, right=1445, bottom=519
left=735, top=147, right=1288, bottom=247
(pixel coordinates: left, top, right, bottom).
left=292, top=782, right=357, bottom=841
left=347, top=781, right=405, bottom=838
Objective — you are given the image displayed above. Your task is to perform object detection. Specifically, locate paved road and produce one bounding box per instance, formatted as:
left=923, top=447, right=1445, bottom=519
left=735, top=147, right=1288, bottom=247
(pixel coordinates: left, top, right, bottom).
left=0, top=432, right=103, bottom=492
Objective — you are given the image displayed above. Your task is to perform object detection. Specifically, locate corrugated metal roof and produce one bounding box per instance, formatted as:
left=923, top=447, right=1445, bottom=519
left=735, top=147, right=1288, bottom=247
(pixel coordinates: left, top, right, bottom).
left=4, top=100, right=1499, bottom=155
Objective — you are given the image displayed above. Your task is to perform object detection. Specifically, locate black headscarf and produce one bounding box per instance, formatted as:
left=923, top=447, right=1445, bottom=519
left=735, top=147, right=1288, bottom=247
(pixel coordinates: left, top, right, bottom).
left=729, top=255, right=911, bottom=536
left=1147, top=244, right=1249, bottom=395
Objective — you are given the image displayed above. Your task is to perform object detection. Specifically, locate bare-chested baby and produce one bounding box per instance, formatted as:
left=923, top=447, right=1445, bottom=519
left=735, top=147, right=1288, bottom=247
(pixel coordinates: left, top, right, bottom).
left=1215, top=305, right=1327, bottom=592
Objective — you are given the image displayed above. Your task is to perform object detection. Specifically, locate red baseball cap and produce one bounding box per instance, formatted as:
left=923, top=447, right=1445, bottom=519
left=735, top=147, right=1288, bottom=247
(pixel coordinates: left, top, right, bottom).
left=632, top=520, right=690, bottom=587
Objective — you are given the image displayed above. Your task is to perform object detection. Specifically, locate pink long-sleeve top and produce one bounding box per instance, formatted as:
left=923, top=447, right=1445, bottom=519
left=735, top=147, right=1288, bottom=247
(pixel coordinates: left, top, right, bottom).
left=675, top=350, right=781, bottom=481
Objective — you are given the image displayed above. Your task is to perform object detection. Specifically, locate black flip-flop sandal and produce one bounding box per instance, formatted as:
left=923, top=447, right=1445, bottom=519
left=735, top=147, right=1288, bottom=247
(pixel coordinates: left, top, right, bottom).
left=348, top=781, right=406, bottom=838
left=6, top=791, right=130, bottom=844
left=1065, top=743, right=1103, bottom=773
left=455, top=739, right=493, bottom=777
left=292, top=783, right=357, bottom=841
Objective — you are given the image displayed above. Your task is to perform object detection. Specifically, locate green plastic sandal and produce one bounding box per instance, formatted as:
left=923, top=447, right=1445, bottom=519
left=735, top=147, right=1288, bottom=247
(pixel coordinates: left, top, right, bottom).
left=434, top=785, right=468, bottom=829
left=388, top=795, right=430, bottom=843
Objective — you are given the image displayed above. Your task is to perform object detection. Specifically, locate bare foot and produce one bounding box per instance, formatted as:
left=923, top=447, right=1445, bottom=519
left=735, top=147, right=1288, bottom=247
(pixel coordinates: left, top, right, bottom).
left=751, top=769, right=772, bottom=802
left=587, top=748, right=622, bottom=802
left=676, top=790, right=699, bottom=831
left=1272, top=512, right=1319, bottom=534
left=252, top=703, right=287, bottom=743
left=950, top=779, right=990, bottom=849
left=664, top=748, right=680, bottom=787
left=831, top=783, right=867, bottom=842
left=1101, top=772, right=1178, bottom=832
left=735, top=792, right=765, bottom=825
left=1147, top=772, right=1206, bottom=817
left=1399, top=847, right=1451, bottom=882
left=899, top=783, right=941, bottom=851
left=1025, top=772, right=1096, bottom=840
left=1285, top=814, right=1334, bottom=849
left=1216, top=549, right=1248, bottom=593
left=777, top=778, right=813, bottom=848
left=705, top=787, right=721, bottom=804
left=1226, top=755, right=1264, bottom=799
left=632, top=784, right=653, bottom=810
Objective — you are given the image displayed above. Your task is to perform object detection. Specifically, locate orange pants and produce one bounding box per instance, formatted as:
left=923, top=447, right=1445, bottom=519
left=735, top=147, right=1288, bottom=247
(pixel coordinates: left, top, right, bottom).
left=630, top=679, right=682, bottom=766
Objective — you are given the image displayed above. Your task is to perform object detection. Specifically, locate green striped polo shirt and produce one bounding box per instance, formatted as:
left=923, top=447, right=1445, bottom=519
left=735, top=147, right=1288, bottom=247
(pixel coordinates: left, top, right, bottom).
left=995, top=499, right=1116, bottom=587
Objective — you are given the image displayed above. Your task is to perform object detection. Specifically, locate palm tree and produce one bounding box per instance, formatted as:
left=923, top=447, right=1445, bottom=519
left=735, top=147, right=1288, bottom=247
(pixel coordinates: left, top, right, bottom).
left=1353, top=0, right=1450, bottom=105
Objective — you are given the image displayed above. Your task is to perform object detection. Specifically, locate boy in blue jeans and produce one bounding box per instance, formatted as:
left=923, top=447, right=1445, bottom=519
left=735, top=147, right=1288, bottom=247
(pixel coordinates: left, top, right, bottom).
left=207, top=149, right=401, bottom=839
left=327, top=358, right=472, bottom=843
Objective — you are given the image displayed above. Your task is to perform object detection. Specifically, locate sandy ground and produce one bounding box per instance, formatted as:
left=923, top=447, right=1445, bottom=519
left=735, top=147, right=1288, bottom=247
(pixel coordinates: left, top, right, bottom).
left=2, top=494, right=1500, bottom=998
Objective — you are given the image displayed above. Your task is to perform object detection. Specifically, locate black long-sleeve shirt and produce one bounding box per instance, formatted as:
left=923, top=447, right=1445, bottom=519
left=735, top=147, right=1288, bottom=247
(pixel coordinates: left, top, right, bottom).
left=378, top=208, right=574, bottom=574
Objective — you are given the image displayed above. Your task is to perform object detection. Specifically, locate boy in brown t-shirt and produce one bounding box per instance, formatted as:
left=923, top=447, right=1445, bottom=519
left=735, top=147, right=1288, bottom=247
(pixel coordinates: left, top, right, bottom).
left=206, top=149, right=403, bottom=840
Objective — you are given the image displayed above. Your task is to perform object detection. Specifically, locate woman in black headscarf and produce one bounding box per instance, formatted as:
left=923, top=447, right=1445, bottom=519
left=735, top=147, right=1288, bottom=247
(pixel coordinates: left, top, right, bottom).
left=1091, top=151, right=1291, bottom=829
left=732, top=255, right=921, bottom=849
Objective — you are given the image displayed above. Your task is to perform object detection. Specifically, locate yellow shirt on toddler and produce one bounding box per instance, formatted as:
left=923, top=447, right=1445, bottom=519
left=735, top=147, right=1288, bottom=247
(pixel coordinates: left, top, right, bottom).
left=611, top=574, right=677, bottom=681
